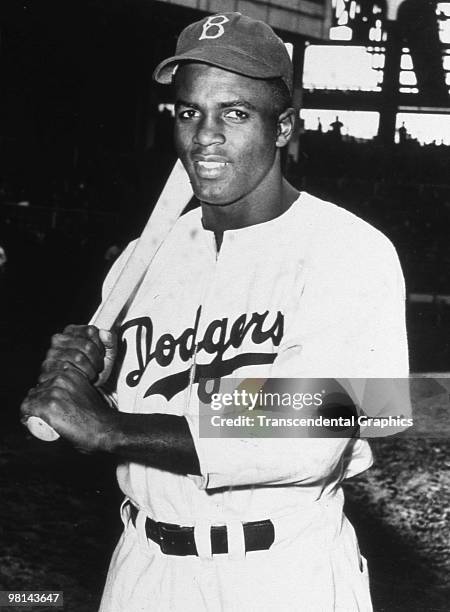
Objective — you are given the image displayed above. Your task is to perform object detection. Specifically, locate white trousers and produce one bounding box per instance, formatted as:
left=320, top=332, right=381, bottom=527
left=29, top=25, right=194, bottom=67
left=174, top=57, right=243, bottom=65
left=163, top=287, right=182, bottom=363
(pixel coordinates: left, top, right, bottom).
left=99, top=492, right=372, bottom=612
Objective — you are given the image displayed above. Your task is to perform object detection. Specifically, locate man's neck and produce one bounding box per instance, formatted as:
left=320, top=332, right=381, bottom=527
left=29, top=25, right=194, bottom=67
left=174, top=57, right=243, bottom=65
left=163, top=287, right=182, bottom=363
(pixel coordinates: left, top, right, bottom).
left=201, top=177, right=299, bottom=243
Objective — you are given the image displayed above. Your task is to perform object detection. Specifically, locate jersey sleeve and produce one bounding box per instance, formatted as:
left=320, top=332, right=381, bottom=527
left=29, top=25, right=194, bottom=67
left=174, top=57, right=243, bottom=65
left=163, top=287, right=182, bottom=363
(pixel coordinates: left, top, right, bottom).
left=273, top=215, right=409, bottom=379
left=185, top=420, right=353, bottom=490
left=185, top=213, right=408, bottom=490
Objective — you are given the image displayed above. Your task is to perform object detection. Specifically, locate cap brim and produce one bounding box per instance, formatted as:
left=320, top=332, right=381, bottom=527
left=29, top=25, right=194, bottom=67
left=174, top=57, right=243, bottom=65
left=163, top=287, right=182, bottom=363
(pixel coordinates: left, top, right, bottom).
left=153, top=46, right=285, bottom=85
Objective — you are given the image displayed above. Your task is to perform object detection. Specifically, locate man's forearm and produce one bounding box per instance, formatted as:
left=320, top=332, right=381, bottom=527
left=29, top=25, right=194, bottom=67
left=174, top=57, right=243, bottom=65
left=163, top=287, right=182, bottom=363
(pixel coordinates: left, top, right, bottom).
left=106, top=413, right=201, bottom=476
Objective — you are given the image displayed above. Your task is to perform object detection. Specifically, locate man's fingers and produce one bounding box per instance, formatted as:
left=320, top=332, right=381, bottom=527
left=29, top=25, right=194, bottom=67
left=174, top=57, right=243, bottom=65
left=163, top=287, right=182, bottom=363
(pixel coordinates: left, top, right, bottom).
left=42, top=347, right=100, bottom=381
left=50, top=332, right=104, bottom=361
left=99, top=329, right=115, bottom=350
left=38, top=361, right=70, bottom=383
left=37, top=366, right=88, bottom=393
left=63, top=324, right=104, bottom=352
left=97, top=329, right=118, bottom=386
left=43, top=325, right=117, bottom=387
left=20, top=367, right=92, bottom=432
left=28, top=376, right=71, bottom=397
left=20, top=364, right=112, bottom=453
left=41, top=354, right=97, bottom=382
left=20, top=384, right=68, bottom=423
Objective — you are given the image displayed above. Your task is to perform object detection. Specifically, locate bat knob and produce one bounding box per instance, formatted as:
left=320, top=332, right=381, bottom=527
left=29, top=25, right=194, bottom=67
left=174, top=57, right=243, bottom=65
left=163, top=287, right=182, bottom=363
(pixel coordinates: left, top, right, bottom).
left=26, top=416, right=60, bottom=442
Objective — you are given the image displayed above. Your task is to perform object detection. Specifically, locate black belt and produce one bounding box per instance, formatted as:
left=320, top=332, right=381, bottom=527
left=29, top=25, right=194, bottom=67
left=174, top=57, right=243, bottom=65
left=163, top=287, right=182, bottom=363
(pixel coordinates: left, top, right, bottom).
left=128, top=503, right=275, bottom=556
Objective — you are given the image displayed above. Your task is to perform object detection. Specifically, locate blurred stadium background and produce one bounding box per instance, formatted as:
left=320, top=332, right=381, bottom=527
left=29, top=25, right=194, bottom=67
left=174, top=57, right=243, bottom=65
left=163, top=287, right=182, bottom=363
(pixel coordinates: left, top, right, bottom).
left=0, top=2, right=449, bottom=611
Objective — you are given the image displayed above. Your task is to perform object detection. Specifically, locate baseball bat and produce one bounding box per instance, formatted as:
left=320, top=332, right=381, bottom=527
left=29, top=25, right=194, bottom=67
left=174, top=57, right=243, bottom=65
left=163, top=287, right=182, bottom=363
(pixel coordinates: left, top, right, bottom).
left=26, top=158, right=193, bottom=442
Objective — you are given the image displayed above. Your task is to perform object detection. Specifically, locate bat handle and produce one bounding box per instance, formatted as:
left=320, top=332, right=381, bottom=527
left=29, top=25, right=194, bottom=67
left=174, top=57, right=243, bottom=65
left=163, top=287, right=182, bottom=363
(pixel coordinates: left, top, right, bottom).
left=25, top=416, right=60, bottom=442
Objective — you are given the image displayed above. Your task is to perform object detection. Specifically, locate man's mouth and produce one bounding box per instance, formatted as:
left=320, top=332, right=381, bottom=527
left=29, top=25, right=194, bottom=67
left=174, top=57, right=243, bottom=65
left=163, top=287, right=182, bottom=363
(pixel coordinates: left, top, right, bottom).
left=197, top=161, right=226, bottom=170
left=193, top=160, right=229, bottom=179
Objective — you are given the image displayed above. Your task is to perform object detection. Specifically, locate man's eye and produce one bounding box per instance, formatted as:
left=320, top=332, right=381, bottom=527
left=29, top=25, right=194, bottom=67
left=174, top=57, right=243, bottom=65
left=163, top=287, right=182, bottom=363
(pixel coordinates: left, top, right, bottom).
left=178, top=109, right=199, bottom=120
left=225, top=109, right=248, bottom=121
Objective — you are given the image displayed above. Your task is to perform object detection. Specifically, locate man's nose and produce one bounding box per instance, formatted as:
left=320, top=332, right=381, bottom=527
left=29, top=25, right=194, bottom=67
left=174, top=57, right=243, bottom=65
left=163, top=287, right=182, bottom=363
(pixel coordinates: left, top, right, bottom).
left=193, top=116, right=225, bottom=147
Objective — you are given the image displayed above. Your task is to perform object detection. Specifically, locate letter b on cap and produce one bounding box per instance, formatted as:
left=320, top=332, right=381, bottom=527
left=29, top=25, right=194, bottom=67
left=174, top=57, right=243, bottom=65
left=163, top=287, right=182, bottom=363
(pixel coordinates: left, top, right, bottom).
left=199, top=15, right=230, bottom=40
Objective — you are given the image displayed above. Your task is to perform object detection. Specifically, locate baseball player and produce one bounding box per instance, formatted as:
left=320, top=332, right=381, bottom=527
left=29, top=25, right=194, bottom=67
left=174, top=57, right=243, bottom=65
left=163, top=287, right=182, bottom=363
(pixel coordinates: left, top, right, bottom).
left=21, top=13, right=409, bottom=612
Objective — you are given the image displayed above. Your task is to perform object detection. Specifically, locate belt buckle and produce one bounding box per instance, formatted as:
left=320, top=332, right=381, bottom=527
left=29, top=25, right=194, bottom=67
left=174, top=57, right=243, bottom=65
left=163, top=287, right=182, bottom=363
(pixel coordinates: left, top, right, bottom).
left=156, top=522, right=173, bottom=555
left=158, top=522, right=194, bottom=556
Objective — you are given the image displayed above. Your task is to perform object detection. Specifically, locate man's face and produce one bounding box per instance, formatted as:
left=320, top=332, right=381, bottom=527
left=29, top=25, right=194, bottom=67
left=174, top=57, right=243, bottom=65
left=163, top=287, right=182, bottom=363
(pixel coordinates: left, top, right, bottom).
left=174, top=64, right=280, bottom=206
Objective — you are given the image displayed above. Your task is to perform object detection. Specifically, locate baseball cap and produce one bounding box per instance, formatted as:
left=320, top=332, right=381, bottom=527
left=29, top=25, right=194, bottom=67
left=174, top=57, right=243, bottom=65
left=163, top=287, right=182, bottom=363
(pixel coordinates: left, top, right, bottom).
left=153, top=12, right=293, bottom=94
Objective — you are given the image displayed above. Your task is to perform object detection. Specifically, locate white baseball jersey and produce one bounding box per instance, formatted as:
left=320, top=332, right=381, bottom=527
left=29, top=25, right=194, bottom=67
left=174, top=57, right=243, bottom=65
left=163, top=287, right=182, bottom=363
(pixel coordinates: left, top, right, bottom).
left=99, top=192, right=408, bottom=612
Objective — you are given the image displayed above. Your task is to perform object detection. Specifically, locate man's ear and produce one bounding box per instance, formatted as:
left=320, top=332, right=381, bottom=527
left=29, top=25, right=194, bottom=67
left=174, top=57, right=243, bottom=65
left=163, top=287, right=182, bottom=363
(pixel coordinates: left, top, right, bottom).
left=276, top=108, right=296, bottom=148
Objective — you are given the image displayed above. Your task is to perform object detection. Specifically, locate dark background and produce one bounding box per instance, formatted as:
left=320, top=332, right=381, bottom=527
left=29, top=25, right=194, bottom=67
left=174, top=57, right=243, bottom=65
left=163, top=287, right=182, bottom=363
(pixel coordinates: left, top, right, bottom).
left=0, top=1, right=449, bottom=611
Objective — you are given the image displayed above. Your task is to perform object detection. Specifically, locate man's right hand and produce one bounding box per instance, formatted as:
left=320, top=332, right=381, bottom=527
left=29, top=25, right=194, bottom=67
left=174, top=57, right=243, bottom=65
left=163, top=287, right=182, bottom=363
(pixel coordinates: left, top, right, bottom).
left=38, top=325, right=117, bottom=387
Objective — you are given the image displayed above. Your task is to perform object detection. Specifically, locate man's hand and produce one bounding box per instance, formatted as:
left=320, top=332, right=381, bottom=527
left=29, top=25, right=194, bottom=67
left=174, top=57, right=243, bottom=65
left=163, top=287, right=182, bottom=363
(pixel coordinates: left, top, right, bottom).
left=39, top=324, right=117, bottom=387
left=20, top=366, right=201, bottom=474
left=20, top=366, right=119, bottom=453
left=20, top=324, right=201, bottom=474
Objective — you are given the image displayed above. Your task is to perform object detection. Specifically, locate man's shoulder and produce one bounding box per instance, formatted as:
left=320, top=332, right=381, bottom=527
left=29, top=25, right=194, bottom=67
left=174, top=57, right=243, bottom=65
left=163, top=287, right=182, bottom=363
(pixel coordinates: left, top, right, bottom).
left=298, top=191, right=397, bottom=258
left=178, top=205, right=203, bottom=228
left=158, top=205, right=204, bottom=243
